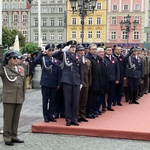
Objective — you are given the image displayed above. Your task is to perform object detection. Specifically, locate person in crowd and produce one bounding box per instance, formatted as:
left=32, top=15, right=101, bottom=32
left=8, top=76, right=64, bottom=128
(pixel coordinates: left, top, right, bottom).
left=25, top=54, right=35, bottom=89
left=34, top=44, right=61, bottom=123
left=126, top=47, right=144, bottom=104
left=113, top=45, right=126, bottom=106
left=85, top=43, right=101, bottom=118
left=76, top=44, right=91, bottom=122
left=54, top=43, right=66, bottom=119
left=104, top=47, right=120, bottom=111
left=94, top=47, right=108, bottom=114
left=52, top=40, right=83, bottom=126
left=0, top=51, right=26, bottom=146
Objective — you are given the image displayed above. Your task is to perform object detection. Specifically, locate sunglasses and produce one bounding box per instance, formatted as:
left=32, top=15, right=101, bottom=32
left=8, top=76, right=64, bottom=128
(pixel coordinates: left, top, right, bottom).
left=12, top=56, right=18, bottom=60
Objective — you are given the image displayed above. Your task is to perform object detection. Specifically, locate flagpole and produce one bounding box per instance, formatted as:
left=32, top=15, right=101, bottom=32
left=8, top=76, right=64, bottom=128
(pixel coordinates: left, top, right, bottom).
left=0, top=1, right=3, bottom=59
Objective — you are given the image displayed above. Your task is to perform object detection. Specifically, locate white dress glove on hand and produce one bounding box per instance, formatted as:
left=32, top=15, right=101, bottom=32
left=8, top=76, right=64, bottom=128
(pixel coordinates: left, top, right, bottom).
left=62, top=45, right=71, bottom=52
left=80, top=84, right=83, bottom=91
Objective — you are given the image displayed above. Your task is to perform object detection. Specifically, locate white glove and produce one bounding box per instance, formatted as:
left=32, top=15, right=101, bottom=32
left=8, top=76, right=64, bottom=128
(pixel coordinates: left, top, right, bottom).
left=62, top=45, right=71, bottom=52
left=80, top=84, right=83, bottom=91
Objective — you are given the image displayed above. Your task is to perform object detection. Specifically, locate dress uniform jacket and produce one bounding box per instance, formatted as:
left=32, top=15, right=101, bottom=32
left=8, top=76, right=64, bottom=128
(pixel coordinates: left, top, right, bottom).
left=52, top=51, right=83, bottom=85
left=126, top=55, right=144, bottom=78
left=34, top=53, right=61, bottom=88
left=0, top=64, right=25, bottom=104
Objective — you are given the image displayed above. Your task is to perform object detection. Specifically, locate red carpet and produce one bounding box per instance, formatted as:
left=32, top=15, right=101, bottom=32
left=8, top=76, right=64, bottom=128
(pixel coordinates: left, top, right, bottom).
left=32, top=94, right=150, bottom=141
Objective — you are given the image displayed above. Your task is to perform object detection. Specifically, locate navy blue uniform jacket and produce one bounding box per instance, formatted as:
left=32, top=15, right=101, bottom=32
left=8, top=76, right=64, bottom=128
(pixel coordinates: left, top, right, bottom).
left=52, top=51, right=83, bottom=86
left=34, top=53, right=61, bottom=88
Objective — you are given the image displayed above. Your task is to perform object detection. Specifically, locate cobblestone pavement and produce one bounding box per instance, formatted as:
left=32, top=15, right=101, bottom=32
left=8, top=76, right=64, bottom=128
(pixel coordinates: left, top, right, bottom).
left=0, top=89, right=150, bottom=150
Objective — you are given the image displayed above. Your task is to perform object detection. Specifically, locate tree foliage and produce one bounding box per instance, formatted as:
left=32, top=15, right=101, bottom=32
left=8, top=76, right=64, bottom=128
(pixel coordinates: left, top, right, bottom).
left=20, top=42, right=38, bottom=54
left=2, top=27, right=26, bottom=49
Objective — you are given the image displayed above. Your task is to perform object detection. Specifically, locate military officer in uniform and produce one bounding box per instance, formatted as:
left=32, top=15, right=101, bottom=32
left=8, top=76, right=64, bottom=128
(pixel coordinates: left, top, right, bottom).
left=34, top=44, right=61, bottom=123
left=52, top=40, right=84, bottom=126
left=76, top=44, right=91, bottom=122
left=126, top=47, right=144, bottom=104
left=0, top=51, right=25, bottom=146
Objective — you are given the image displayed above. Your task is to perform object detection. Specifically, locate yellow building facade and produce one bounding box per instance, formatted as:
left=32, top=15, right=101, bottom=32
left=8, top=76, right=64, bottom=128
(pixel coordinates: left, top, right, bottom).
left=67, top=0, right=107, bottom=44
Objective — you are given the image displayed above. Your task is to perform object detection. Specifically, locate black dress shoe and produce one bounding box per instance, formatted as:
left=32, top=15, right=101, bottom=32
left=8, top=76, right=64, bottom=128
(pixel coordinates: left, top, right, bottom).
left=44, top=118, right=49, bottom=123
left=86, top=114, right=95, bottom=119
left=107, top=107, right=114, bottom=111
left=102, top=109, right=106, bottom=112
left=60, top=114, right=65, bottom=118
left=12, top=139, right=24, bottom=143
left=49, top=118, right=57, bottom=122
left=93, top=111, right=101, bottom=115
left=66, top=122, right=71, bottom=126
left=117, top=103, right=123, bottom=106
left=5, top=141, right=14, bottom=146
left=71, top=121, right=79, bottom=126
left=80, top=118, right=88, bottom=122
left=133, top=101, right=139, bottom=104
left=112, top=103, right=116, bottom=106
left=78, top=118, right=81, bottom=122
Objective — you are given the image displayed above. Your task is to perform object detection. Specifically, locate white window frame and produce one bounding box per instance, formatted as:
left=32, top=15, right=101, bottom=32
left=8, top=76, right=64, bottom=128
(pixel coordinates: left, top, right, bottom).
left=50, top=33, right=55, bottom=40
left=110, top=31, right=117, bottom=40
left=122, top=31, right=127, bottom=40
left=111, top=17, right=116, bottom=25
left=97, top=17, right=101, bottom=25
left=112, top=5, right=118, bottom=11
left=96, top=31, right=101, bottom=39
left=72, top=18, right=76, bottom=25
left=72, top=31, right=76, bottom=39
left=88, top=31, right=92, bottom=38
left=134, top=4, right=140, bottom=10
left=58, top=33, right=63, bottom=40
left=133, top=31, right=139, bottom=40
left=123, top=5, right=128, bottom=10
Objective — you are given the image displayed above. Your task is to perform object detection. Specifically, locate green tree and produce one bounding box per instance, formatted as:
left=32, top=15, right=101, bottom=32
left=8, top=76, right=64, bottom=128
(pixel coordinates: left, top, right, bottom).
left=20, top=42, right=38, bottom=54
left=2, top=27, right=26, bottom=49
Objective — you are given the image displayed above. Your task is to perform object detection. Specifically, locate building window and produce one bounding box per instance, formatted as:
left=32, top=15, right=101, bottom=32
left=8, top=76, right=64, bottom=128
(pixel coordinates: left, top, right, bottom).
left=22, top=30, right=27, bottom=39
left=3, top=3, right=9, bottom=9
left=88, top=18, right=92, bottom=25
left=59, top=7, right=63, bottom=13
left=35, top=32, right=38, bottom=41
left=111, top=17, right=116, bottom=24
left=97, top=17, right=101, bottom=25
left=12, top=3, right=16, bottom=9
left=134, top=4, right=140, bottom=10
left=122, top=31, right=127, bottom=40
left=72, top=31, right=76, bottom=38
left=72, top=18, right=76, bottom=25
left=112, top=5, right=118, bottom=11
left=97, top=3, right=102, bottom=10
left=42, top=33, right=47, bottom=41
left=96, top=31, right=101, bottom=39
left=50, top=19, right=55, bottom=26
left=80, top=31, right=83, bottom=39
left=134, top=31, right=139, bottom=40
left=88, top=31, right=92, bottom=38
left=35, top=19, right=38, bottom=26
left=42, top=7, right=47, bottom=13
left=3, top=15, right=8, bottom=22
left=42, top=19, right=47, bottom=26
left=58, top=33, right=63, bottom=40
left=58, top=19, right=63, bottom=26
left=50, top=33, right=55, bottom=40
left=148, top=17, right=150, bottom=26
left=13, top=15, right=18, bottom=22
left=22, top=15, right=27, bottom=22
left=19, top=3, right=24, bottom=9
left=123, top=5, right=128, bottom=10
left=51, top=7, right=55, bottom=13
left=110, top=31, right=116, bottom=40
left=134, top=16, right=140, bottom=24
left=146, top=33, right=150, bottom=41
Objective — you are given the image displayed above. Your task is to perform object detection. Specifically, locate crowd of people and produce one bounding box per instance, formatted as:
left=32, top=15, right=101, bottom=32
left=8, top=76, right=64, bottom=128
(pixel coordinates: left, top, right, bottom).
left=1, top=41, right=150, bottom=146
left=32, top=41, right=150, bottom=126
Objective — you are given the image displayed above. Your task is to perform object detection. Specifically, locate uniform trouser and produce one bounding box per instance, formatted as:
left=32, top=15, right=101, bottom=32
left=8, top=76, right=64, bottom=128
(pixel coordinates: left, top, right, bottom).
left=3, top=103, right=22, bottom=142
left=63, top=83, right=80, bottom=123
left=78, top=87, right=88, bottom=119
left=41, top=86, right=57, bottom=120
left=107, top=81, right=115, bottom=108
left=86, top=90, right=98, bottom=115
left=55, top=85, right=65, bottom=117
left=143, top=74, right=149, bottom=93
left=127, top=77, right=140, bottom=102
left=94, top=93, right=106, bottom=112
left=26, top=75, right=31, bottom=89
left=114, top=82, right=123, bottom=104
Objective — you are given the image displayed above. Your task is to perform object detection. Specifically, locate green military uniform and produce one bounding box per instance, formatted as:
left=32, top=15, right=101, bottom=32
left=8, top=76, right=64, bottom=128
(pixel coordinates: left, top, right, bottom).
left=0, top=63, right=25, bottom=142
